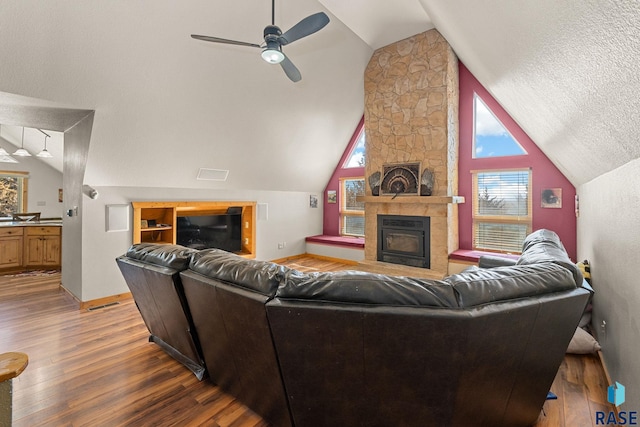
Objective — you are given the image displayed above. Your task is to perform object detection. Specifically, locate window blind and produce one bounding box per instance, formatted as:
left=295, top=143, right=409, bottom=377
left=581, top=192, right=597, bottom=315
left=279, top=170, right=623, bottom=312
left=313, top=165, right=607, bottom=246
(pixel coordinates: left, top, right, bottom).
left=472, top=169, right=531, bottom=253
left=340, top=178, right=365, bottom=237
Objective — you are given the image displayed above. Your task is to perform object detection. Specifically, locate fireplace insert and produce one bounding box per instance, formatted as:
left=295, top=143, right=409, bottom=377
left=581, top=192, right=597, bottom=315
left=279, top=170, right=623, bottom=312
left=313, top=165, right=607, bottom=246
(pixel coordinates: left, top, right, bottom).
left=377, top=215, right=430, bottom=268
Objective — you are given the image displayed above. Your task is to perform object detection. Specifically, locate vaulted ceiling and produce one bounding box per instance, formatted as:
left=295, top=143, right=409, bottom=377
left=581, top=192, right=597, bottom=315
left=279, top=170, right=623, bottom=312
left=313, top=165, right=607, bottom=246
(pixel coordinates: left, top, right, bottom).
left=1, top=0, right=638, bottom=190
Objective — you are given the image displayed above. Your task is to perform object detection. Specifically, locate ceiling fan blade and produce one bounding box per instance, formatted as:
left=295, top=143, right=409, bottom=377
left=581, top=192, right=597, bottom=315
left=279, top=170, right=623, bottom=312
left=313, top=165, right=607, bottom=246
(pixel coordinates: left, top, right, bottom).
left=191, top=34, right=261, bottom=49
left=280, top=55, right=301, bottom=82
left=279, top=12, right=330, bottom=46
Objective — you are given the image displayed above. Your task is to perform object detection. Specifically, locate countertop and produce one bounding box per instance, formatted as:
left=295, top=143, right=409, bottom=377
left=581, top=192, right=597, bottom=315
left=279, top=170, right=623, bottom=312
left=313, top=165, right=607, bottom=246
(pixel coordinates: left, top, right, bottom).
left=0, top=220, right=63, bottom=227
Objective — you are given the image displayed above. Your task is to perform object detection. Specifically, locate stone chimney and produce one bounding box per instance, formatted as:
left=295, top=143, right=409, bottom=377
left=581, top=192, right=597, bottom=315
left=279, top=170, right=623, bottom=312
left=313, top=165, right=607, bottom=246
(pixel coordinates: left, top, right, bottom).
left=362, top=29, right=460, bottom=278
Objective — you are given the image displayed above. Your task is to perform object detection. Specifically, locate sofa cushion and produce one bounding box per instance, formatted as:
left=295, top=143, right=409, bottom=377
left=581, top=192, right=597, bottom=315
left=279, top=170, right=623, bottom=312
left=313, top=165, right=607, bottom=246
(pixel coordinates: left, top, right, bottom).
left=521, top=228, right=565, bottom=252
left=189, top=249, right=290, bottom=297
left=445, top=262, right=577, bottom=307
left=516, top=229, right=583, bottom=286
left=125, top=243, right=198, bottom=270
left=277, top=269, right=458, bottom=307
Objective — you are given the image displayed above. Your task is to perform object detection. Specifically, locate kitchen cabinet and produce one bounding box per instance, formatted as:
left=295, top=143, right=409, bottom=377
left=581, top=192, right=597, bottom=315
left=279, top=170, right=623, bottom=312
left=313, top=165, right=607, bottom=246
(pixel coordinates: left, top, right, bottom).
left=0, top=228, right=24, bottom=269
left=23, top=227, right=61, bottom=267
left=0, top=225, right=61, bottom=273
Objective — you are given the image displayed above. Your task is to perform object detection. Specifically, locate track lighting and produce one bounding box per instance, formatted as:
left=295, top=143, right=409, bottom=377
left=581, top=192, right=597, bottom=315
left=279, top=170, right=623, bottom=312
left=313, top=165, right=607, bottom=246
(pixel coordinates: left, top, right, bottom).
left=13, top=127, right=31, bottom=156
left=37, top=131, right=53, bottom=158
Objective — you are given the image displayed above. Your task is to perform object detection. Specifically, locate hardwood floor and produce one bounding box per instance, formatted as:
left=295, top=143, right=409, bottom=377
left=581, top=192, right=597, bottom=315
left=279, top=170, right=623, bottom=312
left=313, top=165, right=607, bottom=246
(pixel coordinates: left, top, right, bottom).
left=0, top=272, right=266, bottom=427
left=1, top=259, right=613, bottom=426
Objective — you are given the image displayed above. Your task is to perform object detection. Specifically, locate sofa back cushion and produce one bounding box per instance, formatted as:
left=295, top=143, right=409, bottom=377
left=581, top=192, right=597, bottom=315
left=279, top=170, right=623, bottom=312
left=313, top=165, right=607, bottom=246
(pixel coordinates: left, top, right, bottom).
left=516, top=229, right=583, bottom=285
left=277, top=269, right=458, bottom=307
left=445, top=262, right=578, bottom=308
left=125, top=243, right=197, bottom=270
left=520, top=228, right=565, bottom=252
left=189, top=249, right=290, bottom=297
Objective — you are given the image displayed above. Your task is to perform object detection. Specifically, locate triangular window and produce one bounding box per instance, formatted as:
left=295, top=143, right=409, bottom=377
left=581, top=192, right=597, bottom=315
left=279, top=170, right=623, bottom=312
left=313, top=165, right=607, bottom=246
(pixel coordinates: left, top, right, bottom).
left=343, top=129, right=365, bottom=168
left=473, top=94, right=526, bottom=158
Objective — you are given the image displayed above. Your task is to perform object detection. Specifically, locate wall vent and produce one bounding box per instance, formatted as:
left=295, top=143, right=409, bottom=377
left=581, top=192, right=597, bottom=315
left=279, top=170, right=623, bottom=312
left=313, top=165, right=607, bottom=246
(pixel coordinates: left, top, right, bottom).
left=87, top=301, right=120, bottom=311
left=197, top=168, right=229, bottom=181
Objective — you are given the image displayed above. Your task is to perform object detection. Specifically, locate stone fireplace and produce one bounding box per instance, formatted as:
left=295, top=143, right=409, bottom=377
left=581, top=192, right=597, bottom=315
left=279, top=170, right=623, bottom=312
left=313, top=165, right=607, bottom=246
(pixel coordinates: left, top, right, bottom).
left=361, top=29, right=460, bottom=279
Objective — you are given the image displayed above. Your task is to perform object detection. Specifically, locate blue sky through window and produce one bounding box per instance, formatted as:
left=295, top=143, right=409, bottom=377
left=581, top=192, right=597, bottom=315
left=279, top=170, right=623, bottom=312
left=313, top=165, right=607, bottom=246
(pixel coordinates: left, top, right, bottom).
left=343, top=129, right=365, bottom=168
left=474, top=94, right=526, bottom=158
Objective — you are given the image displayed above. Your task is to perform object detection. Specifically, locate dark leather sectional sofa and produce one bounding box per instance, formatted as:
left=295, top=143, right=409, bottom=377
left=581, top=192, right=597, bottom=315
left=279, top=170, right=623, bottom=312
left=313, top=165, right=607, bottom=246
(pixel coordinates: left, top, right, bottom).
left=116, top=229, right=591, bottom=427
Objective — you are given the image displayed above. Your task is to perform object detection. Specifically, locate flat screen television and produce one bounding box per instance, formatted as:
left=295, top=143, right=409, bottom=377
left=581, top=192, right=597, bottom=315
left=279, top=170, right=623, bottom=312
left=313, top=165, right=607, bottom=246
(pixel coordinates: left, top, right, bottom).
left=176, top=208, right=242, bottom=252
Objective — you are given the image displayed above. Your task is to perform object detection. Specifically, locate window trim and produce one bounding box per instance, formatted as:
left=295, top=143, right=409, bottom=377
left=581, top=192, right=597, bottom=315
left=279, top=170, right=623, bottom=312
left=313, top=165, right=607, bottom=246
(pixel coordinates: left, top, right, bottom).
left=0, top=170, right=29, bottom=218
left=342, top=126, right=366, bottom=168
left=472, top=92, right=527, bottom=159
left=339, top=176, right=365, bottom=237
left=471, top=168, right=532, bottom=253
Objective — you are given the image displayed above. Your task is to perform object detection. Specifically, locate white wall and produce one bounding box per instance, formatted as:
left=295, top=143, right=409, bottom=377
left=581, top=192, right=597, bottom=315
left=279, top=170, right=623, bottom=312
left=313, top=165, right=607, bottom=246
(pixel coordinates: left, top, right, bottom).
left=578, top=157, right=640, bottom=411
left=80, top=186, right=323, bottom=301
left=0, top=137, right=63, bottom=218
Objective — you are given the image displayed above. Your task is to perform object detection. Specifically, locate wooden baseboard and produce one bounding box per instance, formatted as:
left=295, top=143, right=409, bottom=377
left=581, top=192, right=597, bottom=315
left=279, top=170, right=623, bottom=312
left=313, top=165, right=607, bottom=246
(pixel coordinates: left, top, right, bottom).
left=598, top=350, right=612, bottom=386
left=72, top=292, right=133, bottom=311
left=269, top=254, right=309, bottom=264
left=304, top=253, right=360, bottom=265
left=270, top=253, right=360, bottom=266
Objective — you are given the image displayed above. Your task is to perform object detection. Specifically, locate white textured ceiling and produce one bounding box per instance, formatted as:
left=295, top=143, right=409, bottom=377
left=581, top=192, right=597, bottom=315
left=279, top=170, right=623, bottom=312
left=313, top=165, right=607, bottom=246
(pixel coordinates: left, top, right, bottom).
left=318, top=0, right=434, bottom=49
left=1, top=0, right=639, bottom=190
left=419, top=0, right=640, bottom=186
left=0, top=0, right=372, bottom=191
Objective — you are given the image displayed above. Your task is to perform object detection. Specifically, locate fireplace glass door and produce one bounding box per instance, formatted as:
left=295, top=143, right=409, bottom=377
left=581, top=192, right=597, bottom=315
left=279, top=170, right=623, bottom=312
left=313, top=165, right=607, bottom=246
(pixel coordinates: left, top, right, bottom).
left=377, top=215, right=430, bottom=268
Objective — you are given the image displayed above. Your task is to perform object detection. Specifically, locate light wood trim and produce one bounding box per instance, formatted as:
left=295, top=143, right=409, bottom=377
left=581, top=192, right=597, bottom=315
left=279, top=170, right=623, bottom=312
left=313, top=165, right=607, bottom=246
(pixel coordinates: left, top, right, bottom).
left=25, top=226, right=61, bottom=236
left=0, top=352, right=28, bottom=382
left=131, top=201, right=257, bottom=257
left=305, top=253, right=360, bottom=265
left=269, top=254, right=309, bottom=264
left=79, top=292, right=133, bottom=311
left=271, top=253, right=359, bottom=266
left=597, top=350, right=612, bottom=387
left=0, top=228, right=23, bottom=237
left=357, top=195, right=465, bottom=204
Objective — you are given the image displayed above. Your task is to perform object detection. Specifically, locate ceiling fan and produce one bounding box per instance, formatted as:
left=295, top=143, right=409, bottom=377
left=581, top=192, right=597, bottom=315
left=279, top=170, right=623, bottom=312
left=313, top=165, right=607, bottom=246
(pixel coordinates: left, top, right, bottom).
left=191, top=0, right=330, bottom=83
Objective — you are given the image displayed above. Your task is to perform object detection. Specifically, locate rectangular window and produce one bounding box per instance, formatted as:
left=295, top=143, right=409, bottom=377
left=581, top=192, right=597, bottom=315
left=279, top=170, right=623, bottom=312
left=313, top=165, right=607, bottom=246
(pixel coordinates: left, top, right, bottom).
left=0, top=171, right=28, bottom=218
left=340, top=177, right=365, bottom=237
left=472, top=169, right=531, bottom=253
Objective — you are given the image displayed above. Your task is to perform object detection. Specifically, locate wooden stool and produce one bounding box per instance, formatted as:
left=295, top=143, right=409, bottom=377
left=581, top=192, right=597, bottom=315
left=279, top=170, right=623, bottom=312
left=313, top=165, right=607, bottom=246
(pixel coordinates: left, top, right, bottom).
left=0, top=352, right=29, bottom=427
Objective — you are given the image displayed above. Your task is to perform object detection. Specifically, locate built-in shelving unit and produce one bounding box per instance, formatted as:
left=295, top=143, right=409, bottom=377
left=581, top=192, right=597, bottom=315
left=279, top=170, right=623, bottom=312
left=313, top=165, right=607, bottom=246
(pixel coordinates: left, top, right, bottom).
left=132, top=201, right=256, bottom=258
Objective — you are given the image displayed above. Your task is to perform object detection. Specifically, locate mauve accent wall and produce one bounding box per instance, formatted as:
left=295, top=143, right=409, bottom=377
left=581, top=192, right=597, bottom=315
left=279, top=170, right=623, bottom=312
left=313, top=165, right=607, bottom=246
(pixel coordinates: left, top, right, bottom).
left=322, top=117, right=365, bottom=235
left=458, top=63, right=577, bottom=260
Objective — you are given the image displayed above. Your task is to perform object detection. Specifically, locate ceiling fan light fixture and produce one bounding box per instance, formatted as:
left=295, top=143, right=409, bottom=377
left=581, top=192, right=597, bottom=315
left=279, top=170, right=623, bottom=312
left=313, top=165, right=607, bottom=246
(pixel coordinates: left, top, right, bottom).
left=191, top=1, right=329, bottom=82
left=261, top=47, right=284, bottom=64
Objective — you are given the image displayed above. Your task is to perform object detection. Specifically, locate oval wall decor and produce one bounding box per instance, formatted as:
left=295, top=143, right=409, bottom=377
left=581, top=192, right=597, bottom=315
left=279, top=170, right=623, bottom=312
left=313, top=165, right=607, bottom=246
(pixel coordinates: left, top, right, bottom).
left=381, top=163, right=420, bottom=195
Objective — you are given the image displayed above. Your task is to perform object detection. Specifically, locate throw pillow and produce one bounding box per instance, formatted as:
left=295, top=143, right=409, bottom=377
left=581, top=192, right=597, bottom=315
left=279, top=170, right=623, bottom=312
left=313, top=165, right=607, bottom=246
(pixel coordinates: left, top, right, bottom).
left=567, top=327, right=601, bottom=354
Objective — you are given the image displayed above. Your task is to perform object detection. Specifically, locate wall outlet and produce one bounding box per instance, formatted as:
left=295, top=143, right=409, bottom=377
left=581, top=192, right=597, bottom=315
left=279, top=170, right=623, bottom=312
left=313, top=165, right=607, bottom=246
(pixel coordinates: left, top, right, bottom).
left=278, top=243, right=284, bottom=249
left=601, top=320, right=607, bottom=336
